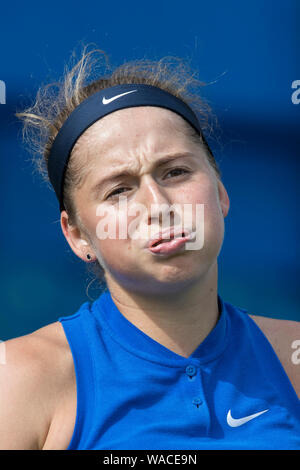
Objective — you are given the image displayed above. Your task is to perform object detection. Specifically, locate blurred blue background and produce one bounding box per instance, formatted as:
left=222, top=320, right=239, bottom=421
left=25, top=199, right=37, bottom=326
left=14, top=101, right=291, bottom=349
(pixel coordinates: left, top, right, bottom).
left=0, top=0, right=299, bottom=340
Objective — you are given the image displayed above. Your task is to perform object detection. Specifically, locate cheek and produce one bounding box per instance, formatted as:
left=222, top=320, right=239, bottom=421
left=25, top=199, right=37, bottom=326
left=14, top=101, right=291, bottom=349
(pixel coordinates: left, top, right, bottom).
left=201, top=190, right=224, bottom=254
left=91, top=206, right=137, bottom=271
left=179, top=182, right=224, bottom=251
left=177, top=181, right=222, bottom=220
left=96, top=237, right=133, bottom=272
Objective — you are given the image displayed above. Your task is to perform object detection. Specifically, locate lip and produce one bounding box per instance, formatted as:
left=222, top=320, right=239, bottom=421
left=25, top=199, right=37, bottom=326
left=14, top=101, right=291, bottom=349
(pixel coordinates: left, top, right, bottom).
left=146, top=227, right=191, bottom=249
left=145, top=227, right=193, bottom=256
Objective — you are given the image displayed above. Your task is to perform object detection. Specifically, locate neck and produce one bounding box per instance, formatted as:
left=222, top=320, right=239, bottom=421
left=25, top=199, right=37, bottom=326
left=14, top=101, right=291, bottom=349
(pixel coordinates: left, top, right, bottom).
left=105, top=262, right=220, bottom=358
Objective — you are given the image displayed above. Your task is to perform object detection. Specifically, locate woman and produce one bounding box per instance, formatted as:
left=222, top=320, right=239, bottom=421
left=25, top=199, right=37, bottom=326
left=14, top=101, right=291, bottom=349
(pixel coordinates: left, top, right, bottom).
left=1, top=48, right=299, bottom=450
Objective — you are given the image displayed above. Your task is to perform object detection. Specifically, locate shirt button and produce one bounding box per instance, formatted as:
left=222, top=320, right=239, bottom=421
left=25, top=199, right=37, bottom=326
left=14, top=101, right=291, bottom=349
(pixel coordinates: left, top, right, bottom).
left=192, top=397, right=203, bottom=407
left=185, top=364, right=197, bottom=377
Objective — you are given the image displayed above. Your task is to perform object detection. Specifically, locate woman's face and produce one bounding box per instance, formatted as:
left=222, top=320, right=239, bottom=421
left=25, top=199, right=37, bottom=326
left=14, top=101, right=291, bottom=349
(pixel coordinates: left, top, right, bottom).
left=62, top=106, right=230, bottom=294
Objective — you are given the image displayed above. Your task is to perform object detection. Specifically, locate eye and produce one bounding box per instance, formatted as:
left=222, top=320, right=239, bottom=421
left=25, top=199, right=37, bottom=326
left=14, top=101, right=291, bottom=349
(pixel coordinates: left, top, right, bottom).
left=106, top=187, right=130, bottom=199
left=164, top=167, right=190, bottom=179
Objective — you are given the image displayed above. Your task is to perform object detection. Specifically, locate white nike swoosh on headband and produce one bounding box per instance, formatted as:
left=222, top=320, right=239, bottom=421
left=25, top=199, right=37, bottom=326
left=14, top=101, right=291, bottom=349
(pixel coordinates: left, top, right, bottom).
left=102, top=90, right=138, bottom=105
left=227, top=409, right=269, bottom=427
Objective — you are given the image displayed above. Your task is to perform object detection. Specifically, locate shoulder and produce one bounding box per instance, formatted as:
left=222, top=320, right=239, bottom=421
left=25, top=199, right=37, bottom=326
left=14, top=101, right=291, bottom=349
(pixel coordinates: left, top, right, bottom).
left=4, top=321, right=73, bottom=386
left=249, top=314, right=300, bottom=398
left=0, top=322, right=75, bottom=449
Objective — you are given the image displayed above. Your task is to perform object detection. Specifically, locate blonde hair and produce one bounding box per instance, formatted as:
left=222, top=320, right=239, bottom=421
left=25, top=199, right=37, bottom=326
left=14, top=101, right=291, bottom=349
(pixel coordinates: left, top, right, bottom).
left=16, top=44, right=221, bottom=287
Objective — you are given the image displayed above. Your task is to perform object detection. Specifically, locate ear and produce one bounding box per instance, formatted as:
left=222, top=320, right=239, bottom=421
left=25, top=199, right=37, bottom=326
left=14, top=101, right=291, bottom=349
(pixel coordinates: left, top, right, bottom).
left=60, top=210, right=95, bottom=262
left=217, top=179, right=230, bottom=218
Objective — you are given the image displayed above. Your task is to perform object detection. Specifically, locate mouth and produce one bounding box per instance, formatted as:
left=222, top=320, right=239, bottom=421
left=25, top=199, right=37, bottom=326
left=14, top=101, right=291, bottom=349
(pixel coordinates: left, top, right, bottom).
left=147, top=229, right=193, bottom=256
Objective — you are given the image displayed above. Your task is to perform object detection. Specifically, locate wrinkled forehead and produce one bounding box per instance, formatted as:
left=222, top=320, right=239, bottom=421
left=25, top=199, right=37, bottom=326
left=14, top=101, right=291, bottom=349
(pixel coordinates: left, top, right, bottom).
left=72, top=106, right=199, bottom=162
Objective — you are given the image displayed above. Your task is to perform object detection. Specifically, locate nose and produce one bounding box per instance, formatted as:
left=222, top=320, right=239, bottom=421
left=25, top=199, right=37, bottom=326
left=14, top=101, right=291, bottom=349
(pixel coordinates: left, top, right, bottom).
left=139, top=176, right=176, bottom=227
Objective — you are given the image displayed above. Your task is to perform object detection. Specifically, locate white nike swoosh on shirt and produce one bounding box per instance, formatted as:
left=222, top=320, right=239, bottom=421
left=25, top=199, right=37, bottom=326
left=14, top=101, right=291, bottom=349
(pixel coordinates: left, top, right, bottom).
left=227, top=409, right=269, bottom=427
left=102, top=89, right=138, bottom=105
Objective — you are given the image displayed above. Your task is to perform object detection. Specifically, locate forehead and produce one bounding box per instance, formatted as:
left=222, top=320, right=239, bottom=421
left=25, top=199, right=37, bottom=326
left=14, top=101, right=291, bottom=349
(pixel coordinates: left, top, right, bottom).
left=74, top=106, right=200, bottom=167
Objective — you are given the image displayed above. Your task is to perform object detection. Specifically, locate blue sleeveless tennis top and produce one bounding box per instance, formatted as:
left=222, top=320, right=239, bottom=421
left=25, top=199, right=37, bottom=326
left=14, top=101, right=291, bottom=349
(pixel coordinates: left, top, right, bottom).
left=59, top=289, right=300, bottom=450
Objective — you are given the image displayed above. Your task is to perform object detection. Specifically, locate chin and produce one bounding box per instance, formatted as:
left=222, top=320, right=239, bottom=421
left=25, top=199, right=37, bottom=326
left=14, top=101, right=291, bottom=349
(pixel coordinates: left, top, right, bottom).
left=105, top=248, right=215, bottom=294
left=141, top=262, right=205, bottom=294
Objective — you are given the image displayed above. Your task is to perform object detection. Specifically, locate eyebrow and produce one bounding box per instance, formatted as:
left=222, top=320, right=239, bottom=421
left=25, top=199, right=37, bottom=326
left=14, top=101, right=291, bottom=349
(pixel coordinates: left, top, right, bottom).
left=90, top=151, right=196, bottom=197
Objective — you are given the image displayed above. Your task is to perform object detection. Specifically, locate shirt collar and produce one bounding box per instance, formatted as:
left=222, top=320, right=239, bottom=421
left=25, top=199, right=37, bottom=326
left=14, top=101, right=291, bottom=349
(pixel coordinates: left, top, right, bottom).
left=94, top=289, right=229, bottom=367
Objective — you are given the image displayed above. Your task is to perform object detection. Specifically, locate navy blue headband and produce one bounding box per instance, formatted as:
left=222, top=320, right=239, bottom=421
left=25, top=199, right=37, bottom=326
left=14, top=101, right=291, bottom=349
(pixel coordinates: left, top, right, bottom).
left=47, top=83, right=212, bottom=211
